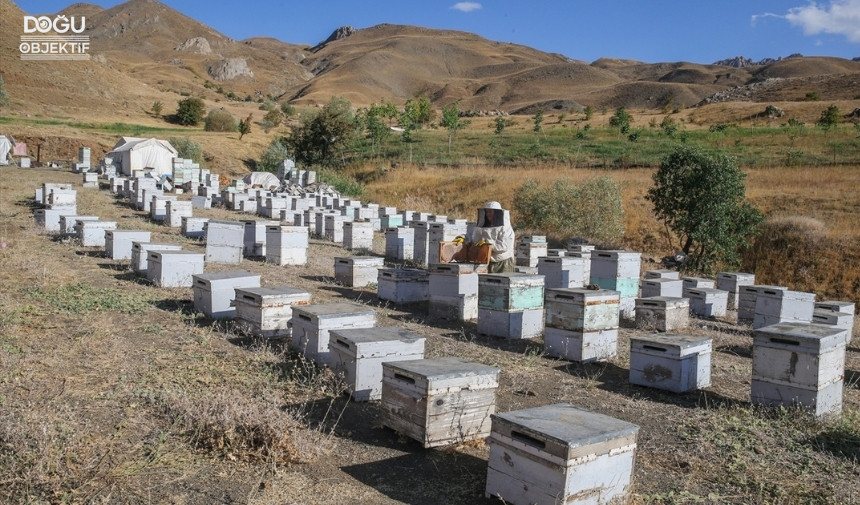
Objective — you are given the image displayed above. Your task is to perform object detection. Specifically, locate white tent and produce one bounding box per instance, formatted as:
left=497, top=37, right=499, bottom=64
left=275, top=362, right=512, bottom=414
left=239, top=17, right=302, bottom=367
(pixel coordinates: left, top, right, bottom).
left=107, top=137, right=178, bottom=177
left=243, top=172, right=281, bottom=190
left=0, top=135, right=11, bottom=165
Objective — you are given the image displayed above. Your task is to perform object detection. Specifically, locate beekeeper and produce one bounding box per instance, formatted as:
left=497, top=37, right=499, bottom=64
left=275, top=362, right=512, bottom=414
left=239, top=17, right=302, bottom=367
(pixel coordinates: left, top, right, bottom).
left=471, top=201, right=515, bottom=273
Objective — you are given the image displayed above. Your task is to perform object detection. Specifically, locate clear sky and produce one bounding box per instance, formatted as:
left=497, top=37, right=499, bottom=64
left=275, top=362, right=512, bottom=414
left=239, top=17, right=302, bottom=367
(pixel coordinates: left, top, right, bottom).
left=15, top=0, right=860, bottom=64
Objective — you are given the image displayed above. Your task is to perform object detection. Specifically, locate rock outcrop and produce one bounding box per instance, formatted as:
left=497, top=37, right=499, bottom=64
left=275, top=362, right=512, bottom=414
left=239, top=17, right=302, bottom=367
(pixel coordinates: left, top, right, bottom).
left=207, top=58, right=254, bottom=80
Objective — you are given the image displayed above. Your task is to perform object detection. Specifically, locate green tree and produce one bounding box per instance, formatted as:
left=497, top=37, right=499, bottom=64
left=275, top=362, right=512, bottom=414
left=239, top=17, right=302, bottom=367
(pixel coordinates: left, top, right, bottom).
left=204, top=108, right=237, bottom=132
left=493, top=116, right=507, bottom=136
left=364, top=103, right=393, bottom=155
left=280, top=102, right=296, bottom=118
left=174, top=97, right=205, bottom=126
left=584, top=105, right=594, bottom=120
left=441, top=101, right=469, bottom=154
left=257, top=138, right=291, bottom=173
left=287, top=96, right=357, bottom=167
left=262, top=109, right=283, bottom=132
left=816, top=105, right=840, bottom=131
left=0, top=75, right=9, bottom=109
left=609, top=106, right=631, bottom=134
left=238, top=113, right=252, bottom=140
left=532, top=109, right=544, bottom=134
left=403, top=96, right=432, bottom=127
left=169, top=137, right=203, bottom=163
left=151, top=101, right=163, bottom=118
left=646, top=146, right=764, bottom=273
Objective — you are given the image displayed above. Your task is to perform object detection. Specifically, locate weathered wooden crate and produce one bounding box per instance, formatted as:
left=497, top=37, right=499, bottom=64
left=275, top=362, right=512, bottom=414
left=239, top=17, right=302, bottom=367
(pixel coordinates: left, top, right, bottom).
left=381, top=357, right=499, bottom=448
left=46, top=189, right=77, bottom=209
left=146, top=250, right=205, bottom=288
left=76, top=220, right=117, bottom=247
left=328, top=327, right=426, bottom=402
left=640, top=278, right=683, bottom=298
left=537, top=256, right=587, bottom=289
left=343, top=221, right=374, bottom=250
left=716, top=272, right=755, bottom=310
left=410, top=221, right=430, bottom=265
left=233, top=286, right=312, bottom=338
left=687, top=288, right=729, bottom=318
left=131, top=242, right=182, bottom=273
left=477, top=308, right=544, bottom=339
left=150, top=195, right=177, bottom=222
left=290, top=303, right=376, bottom=366
left=543, top=327, right=617, bottom=363
left=811, top=310, right=854, bottom=344
left=478, top=273, right=545, bottom=312
left=738, top=285, right=787, bottom=324
left=59, top=215, right=97, bottom=238
left=333, top=256, right=385, bottom=288
left=682, top=276, right=715, bottom=297
left=105, top=230, right=151, bottom=260
left=751, top=322, right=847, bottom=418
left=635, top=296, right=689, bottom=332
left=516, top=241, right=549, bottom=268
left=377, top=268, right=429, bottom=304
left=544, top=288, right=620, bottom=332
left=485, top=403, right=639, bottom=505
left=385, top=227, right=415, bottom=261
left=165, top=200, right=193, bottom=228
left=753, top=289, right=815, bottom=329
left=629, top=334, right=712, bottom=393
left=590, top=250, right=640, bottom=279
left=34, top=208, right=77, bottom=232
left=243, top=220, right=278, bottom=257
left=644, top=269, right=680, bottom=280
left=265, top=225, right=308, bottom=266
left=428, top=263, right=483, bottom=321
left=205, top=220, right=245, bottom=246
left=192, top=270, right=261, bottom=319
left=324, top=214, right=353, bottom=243
left=181, top=217, right=209, bottom=239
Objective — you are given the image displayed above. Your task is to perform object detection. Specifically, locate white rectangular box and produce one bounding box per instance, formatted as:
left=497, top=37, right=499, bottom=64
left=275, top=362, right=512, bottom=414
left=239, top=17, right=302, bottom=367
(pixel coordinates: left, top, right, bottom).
left=644, top=269, right=680, bottom=279
left=205, top=219, right=245, bottom=246
left=544, top=288, right=620, bottom=332
left=478, top=273, right=545, bottom=312
left=165, top=200, right=193, bottom=228
left=477, top=307, right=544, bottom=339
left=343, top=221, right=375, bottom=250
left=334, top=256, right=385, bottom=288
left=34, top=208, right=76, bottom=232
left=192, top=270, right=261, bottom=319
left=147, top=250, right=205, bottom=288
left=428, top=263, right=483, bottom=321
left=590, top=250, right=641, bottom=278
left=37, top=183, right=73, bottom=205
left=385, top=227, right=415, bottom=261
left=815, top=300, right=855, bottom=316
left=543, top=326, right=617, bottom=363
left=266, top=225, right=308, bottom=266
left=46, top=189, right=77, bottom=209
left=635, top=296, right=689, bottom=332
left=382, top=357, right=499, bottom=447
left=150, top=195, right=177, bottom=222
left=105, top=230, right=151, bottom=260
left=131, top=242, right=182, bottom=273
left=76, top=220, right=117, bottom=247
left=328, top=327, right=425, bottom=401
left=629, top=334, right=712, bottom=392
left=485, top=403, right=638, bottom=505
left=688, top=288, right=729, bottom=318
left=290, top=303, right=376, bottom=366
left=753, top=289, right=816, bottom=328
left=516, top=242, right=549, bottom=268
left=233, top=286, right=312, bottom=338
left=181, top=217, right=209, bottom=239
left=244, top=220, right=278, bottom=257
left=716, top=272, right=755, bottom=310
left=738, top=285, right=787, bottom=323
left=752, top=322, right=847, bottom=417
left=411, top=221, right=430, bottom=266
left=58, top=214, right=95, bottom=238
left=640, top=278, right=683, bottom=298
left=537, top=256, right=587, bottom=289
left=682, top=276, right=715, bottom=297
left=324, top=214, right=353, bottom=243
left=377, top=268, right=429, bottom=304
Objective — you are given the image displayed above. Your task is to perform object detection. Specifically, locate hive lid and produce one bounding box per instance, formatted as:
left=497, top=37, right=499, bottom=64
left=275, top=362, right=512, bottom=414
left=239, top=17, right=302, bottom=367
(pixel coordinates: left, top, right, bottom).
left=329, top=326, right=425, bottom=346
left=291, top=302, right=375, bottom=317
left=383, top=356, right=499, bottom=380
left=630, top=333, right=711, bottom=355
left=753, top=322, right=847, bottom=351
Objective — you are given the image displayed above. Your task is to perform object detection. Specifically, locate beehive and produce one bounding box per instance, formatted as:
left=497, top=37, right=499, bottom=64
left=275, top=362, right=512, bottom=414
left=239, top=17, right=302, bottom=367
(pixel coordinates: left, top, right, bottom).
left=181, top=217, right=209, bottom=239
left=814, top=300, right=855, bottom=343
left=640, top=278, right=683, bottom=298
left=644, top=269, right=680, bottom=279
left=324, top=214, right=353, bottom=243
left=635, top=296, right=689, bottom=332
left=76, top=220, right=117, bottom=247
left=629, top=334, right=712, bottom=393
left=377, top=268, right=429, bottom=304
left=265, top=225, right=308, bottom=266
left=105, top=230, right=151, bottom=260
left=537, top=256, right=587, bottom=289
left=380, top=215, right=404, bottom=229
left=751, top=322, right=847, bottom=418
left=477, top=273, right=545, bottom=339
left=381, top=357, right=499, bottom=447
left=687, top=288, right=729, bottom=318
left=149, top=195, right=177, bottom=222
left=738, top=285, right=787, bottom=324
left=753, top=289, right=815, bottom=329
left=192, top=270, right=261, bottom=319
left=233, top=286, right=311, bottom=338
left=410, top=221, right=430, bottom=266
left=165, top=200, right=193, bottom=228
left=131, top=242, right=182, bottom=273
left=516, top=236, right=549, bottom=268
left=290, top=303, right=376, bottom=366
left=485, top=403, right=639, bottom=505
left=589, top=250, right=640, bottom=317
left=716, top=272, right=755, bottom=310
left=59, top=215, right=97, bottom=238
left=243, top=220, right=278, bottom=257
left=385, top=227, right=415, bottom=261
left=428, top=221, right=468, bottom=265
left=333, top=256, right=385, bottom=288
left=341, top=221, right=373, bottom=250
left=543, top=288, right=620, bottom=362
left=681, top=276, right=715, bottom=297
left=428, top=263, right=484, bottom=321
left=328, top=326, right=425, bottom=401
left=146, top=250, right=205, bottom=288
left=205, top=220, right=244, bottom=264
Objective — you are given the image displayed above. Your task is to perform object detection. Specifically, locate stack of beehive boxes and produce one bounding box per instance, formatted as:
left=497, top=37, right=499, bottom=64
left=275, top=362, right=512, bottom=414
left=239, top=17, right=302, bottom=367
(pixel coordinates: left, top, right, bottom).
left=544, top=288, right=620, bottom=362
left=477, top=273, right=545, bottom=339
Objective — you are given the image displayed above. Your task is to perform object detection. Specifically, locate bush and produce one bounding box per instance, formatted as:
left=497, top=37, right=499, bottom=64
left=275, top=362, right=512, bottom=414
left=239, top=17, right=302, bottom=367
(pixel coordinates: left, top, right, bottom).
left=204, top=108, right=237, bottom=132
left=512, top=176, right=624, bottom=245
left=169, top=137, right=203, bottom=163
left=174, top=97, right=205, bottom=126
left=257, top=138, right=290, bottom=173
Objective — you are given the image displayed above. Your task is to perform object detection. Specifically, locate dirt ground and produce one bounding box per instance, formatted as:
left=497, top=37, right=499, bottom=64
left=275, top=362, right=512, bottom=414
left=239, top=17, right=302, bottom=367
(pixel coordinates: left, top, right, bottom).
left=0, top=165, right=858, bottom=505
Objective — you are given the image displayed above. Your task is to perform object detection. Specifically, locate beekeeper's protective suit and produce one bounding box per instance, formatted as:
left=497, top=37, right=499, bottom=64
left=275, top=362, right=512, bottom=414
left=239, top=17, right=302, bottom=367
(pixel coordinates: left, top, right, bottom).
left=471, top=201, right=515, bottom=273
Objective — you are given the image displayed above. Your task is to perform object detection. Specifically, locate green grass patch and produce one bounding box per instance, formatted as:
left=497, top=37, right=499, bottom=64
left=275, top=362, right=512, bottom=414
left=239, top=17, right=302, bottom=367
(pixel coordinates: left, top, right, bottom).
left=24, top=282, right=155, bottom=314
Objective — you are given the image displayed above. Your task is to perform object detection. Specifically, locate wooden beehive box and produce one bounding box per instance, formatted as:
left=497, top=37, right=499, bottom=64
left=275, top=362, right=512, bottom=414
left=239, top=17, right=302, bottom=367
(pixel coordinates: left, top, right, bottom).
left=343, top=221, right=374, bottom=250
left=537, top=256, right=588, bottom=289
left=478, top=273, right=545, bottom=312
left=377, top=268, right=429, bottom=304
left=640, top=278, right=683, bottom=298
left=543, top=326, right=618, bottom=363
left=753, top=289, right=816, bottom=329
left=635, top=296, right=689, bottom=332
left=290, top=303, right=376, bottom=366
left=333, top=256, right=384, bottom=288
left=544, top=288, right=620, bottom=332
left=737, top=285, right=787, bottom=324
left=165, top=200, right=193, bottom=228
left=438, top=241, right=491, bottom=264
left=105, top=230, right=151, bottom=260
left=644, top=269, right=680, bottom=279
left=76, top=220, right=117, bottom=248
left=131, top=242, right=182, bottom=274
left=265, top=225, right=308, bottom=266
left=384, top=226, right=415, bottom=261
left=381, top=357, right=499, bottom=448
left=485, top=403, right=639, bottom=505
left=687, top=288, right=729, bottom=318
left=629, top=334, right=712, bottom=393
left=751, top=322, right=847, bottom=418
left=233, top=286, right=311, bottom=338
left=191, top=270, right=261, bottom=319
left=328, top=327, right=425, bottom=402
left=181, top=217, right=209, bottom=239
left=681, top=276, right=715, bottom=297
left=428, top=263, right=483, bottom=321
left=716, top=272, right=755, bottom=310
left=146, top=250, right=204, bottom=288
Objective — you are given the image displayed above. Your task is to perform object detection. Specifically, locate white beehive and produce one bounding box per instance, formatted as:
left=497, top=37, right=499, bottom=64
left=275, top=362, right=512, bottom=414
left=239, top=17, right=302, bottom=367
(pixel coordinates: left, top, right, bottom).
left=635, top=296, right=689, bottom=332
left=543, top=288, right=620, bottom=362
left=36, top=183, right=73, bottom=205
left=150, top=195, right=177, bottom=222
left=34, top=207, right=77, bottom=232
left=105, top=230, right=151, bottom=260
left=343, top=221, right=374, bottom=250
left=329, top=326, right=426, bottom=401
left=428, top=263, right=484, bottom=321
left=737, top=285, right=787, bottom=324
left=752, top=322, right=847, bottom=418
left=716, top=272, right=755, bottom=310
left=59, top=215, right=97, bottom=238
left=640, top=278, right=683, bottom=298
left=146, top=250, right=205, bottom=288
left=629, top=334, right=712, bottom=393
left=192, top=270, right=261, bottom=319
left=191, top=195, right=212, bottom=210
left=378, top=268, right=430, bottom=304
left=753, top=289, right=815, bottom=329
left=243, top=220, right=278, bottom=258
left=485, top=403, right=639, bottom=505
left=181, top=217, right=209, bottom=239
left=382, top=357, right=499, bottom=448
left=131, top=242, right=182, bottom=273
left=428, top=221, right=468, bottom=265
left=46, top=189, right=77, bottom=209
left=589, top=250, right=641, bottom=317
left=163, top=200, right=192, bottom=228
left=516, top=236, right=548, bottom=268
left=239, top=199, right=258, bottom=214
left=324, top=214, right=353, bottom=243
left=410, top=221, right=430, bottom=266
left=537, top=256, right=587, bottom=289
left=264, top=197, right=287, bottom=219
left=233, top=286, right=312, bottom=338
left=82, top=171, right=98, bottom=188
left=814, top=300, right=855, bottom=343
left=290, top=303, right=376, bottom=366
left=477, top=273, right=545, bottom=339
left=333, top=256, right=385, bottom=288
left=681, top=276, right=715, bottom=297
left=205, top=220, right=244, bottom=264
left=76, top=220, right=117, bottom=247
left=644, top=269, right=680, bottom=279
left=687, top=288, right=729, bottom=318
left=385, top=226, right=415, bottom=261
left=265, top=225, right=308, bottom=266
